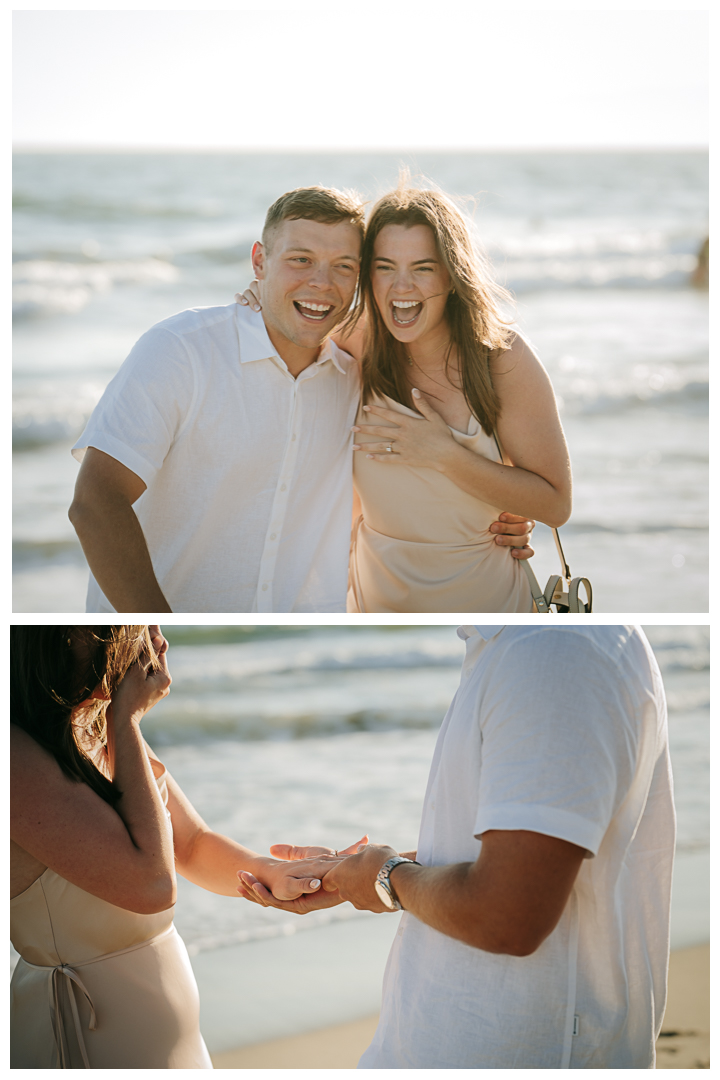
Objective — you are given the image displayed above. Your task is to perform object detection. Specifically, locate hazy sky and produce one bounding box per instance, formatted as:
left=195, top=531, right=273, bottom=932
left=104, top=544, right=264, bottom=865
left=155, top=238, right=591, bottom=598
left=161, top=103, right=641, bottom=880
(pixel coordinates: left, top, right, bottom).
left=13, top=6, right=708, bottom=149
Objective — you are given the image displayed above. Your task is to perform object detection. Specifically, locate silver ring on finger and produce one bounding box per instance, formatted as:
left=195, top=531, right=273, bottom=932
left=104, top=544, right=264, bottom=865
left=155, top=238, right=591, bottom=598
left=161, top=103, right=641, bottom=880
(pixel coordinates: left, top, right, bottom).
left=385, top=445, right=393, bottom=453
left=330, top=849, right=338, bottom=857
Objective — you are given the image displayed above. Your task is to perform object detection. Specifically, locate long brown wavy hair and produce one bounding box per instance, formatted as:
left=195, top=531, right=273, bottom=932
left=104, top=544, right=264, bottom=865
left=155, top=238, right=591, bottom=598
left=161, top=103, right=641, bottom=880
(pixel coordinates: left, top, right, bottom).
left=353, top=180, right=515, bottom=434
left=10, top=626, right=156, bottom=806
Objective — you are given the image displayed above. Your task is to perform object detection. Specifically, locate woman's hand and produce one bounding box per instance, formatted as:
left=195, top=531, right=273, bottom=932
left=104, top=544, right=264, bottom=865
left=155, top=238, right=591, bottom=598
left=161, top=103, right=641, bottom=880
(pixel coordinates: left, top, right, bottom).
left=237, top=872, right=346, bottom=915
left=234, top=281, right=262, bottom=312
left=352, top=389, right=458, bottom=470
left=269, top=835, right=369, bottom=861
left=235, top=837, right=369, bottom=911
left=109, top=628, right=171, bottom=728
left=240, top=854, right=346, bottom=902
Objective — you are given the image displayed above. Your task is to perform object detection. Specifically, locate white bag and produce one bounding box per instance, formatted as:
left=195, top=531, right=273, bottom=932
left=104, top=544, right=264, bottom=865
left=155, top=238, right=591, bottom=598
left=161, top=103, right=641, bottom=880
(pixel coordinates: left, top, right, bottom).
left=521, top=529, right=593, bottom=613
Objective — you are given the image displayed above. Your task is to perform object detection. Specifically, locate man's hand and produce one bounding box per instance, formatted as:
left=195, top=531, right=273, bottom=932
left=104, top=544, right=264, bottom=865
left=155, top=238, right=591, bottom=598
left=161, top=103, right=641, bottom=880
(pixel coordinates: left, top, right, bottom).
left=322, top=843, right=399, bottom=913
left=489, top=512, right=535, bottom=559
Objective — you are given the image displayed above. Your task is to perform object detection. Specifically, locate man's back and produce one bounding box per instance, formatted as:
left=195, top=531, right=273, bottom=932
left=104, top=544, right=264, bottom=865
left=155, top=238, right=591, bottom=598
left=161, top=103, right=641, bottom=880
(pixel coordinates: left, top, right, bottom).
left=361, top=625, right=675, bottom=1069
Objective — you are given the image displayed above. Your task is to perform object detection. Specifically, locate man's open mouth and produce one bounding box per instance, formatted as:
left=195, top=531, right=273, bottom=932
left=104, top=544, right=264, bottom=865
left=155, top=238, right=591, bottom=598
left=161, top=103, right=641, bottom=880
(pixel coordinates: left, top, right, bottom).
left=391, top=300, right=423, bottom=327
left=294, top=300, right=334, bottom=322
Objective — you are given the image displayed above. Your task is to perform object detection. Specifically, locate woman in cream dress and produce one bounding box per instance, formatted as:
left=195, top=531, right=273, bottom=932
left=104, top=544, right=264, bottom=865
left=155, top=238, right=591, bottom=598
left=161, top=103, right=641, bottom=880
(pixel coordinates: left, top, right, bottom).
left=10, top=626, right=348, bottom=1068
left=237, top=182, right=571, bottom=613
left=345, top=184, right=571, bottom=613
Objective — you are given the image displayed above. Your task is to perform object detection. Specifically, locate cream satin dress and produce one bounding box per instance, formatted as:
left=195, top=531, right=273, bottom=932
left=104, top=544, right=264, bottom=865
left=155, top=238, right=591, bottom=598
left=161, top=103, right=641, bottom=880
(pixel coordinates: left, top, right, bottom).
left=10, top=758, right=212, bottom=1069
left=348, top=396, right=533, bottom=613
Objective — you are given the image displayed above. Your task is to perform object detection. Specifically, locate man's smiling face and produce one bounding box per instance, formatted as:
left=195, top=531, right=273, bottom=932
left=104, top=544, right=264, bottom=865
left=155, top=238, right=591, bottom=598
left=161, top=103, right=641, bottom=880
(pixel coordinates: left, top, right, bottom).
left=252, top=218, right=361, bottom=359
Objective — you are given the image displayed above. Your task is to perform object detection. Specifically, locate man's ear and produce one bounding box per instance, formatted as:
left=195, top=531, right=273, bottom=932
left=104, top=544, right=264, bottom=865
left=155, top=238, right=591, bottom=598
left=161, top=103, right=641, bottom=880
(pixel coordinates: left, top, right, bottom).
left=251, top=241, right=266, bottom=280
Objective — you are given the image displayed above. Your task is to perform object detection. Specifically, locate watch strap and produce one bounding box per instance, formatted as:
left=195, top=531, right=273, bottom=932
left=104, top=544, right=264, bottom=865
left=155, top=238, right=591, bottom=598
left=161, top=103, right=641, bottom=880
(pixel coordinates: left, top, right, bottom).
left=376, top=856, right=420, bottom=910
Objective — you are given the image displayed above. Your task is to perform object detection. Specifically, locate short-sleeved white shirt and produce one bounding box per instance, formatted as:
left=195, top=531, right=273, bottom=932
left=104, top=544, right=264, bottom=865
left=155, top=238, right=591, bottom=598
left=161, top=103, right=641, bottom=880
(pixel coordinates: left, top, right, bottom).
left=360, top=625, right=675, bottom=1070
left=72, top=304, right=360, bottom=612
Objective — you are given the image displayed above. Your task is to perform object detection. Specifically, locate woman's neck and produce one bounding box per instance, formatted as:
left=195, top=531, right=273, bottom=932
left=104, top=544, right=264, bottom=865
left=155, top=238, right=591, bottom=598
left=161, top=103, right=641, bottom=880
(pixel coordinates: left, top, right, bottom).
left=404, top=322, right=455, bottom=373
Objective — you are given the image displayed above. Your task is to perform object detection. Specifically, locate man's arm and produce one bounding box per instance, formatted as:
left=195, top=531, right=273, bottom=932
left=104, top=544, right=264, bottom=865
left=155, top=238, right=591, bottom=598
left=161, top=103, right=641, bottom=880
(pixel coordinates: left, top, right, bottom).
left=321, top=831, right=586, bottom=956
left=69, top=448, right=173, bottom=612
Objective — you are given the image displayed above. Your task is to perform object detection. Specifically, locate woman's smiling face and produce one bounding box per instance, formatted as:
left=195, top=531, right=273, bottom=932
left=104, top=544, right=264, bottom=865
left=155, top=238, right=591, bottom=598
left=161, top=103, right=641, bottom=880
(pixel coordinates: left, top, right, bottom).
left=370, top=223, right=453, bottom=343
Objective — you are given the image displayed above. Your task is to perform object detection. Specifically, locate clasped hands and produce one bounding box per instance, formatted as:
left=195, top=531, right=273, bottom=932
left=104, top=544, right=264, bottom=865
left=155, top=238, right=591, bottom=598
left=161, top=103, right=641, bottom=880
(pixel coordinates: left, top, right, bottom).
left=237, top=838, right=405, bottom=915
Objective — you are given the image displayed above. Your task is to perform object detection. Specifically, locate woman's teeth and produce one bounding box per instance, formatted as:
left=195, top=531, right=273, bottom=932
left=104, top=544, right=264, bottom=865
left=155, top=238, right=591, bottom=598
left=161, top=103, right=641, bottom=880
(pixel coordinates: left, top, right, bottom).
left=392, top=300, right=422, bottom=325
left=295, top=301, right=332, bottom=321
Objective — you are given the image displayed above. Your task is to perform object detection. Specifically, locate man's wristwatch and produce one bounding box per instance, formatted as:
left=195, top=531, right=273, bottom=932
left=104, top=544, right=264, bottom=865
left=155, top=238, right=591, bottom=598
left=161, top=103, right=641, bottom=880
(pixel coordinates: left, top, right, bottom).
left=374, top=856, right=420, bottom=911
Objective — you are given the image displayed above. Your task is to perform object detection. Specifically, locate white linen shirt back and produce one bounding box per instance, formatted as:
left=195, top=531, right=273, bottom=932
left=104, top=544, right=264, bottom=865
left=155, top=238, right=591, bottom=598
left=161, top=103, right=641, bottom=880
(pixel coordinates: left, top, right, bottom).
left=360, top=624, right=675, bottom=1070
left=72, top=304, right=360, bottom=612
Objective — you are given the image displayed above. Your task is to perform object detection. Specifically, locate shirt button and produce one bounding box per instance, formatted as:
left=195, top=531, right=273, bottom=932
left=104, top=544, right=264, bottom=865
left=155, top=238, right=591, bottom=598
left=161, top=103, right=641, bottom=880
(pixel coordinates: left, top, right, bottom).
left=270, top=533, right=276, bottom=540
left=280, top=484, right=286, bottom=492
left=261, top=584, right=268, bottom=591
left=291, top=434, right=297, bottom=441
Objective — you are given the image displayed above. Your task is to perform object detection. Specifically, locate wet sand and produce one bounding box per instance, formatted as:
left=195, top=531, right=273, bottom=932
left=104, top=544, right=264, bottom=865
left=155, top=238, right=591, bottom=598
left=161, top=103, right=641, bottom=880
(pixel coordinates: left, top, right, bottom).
left=211, top=942, right=709, bottom=1069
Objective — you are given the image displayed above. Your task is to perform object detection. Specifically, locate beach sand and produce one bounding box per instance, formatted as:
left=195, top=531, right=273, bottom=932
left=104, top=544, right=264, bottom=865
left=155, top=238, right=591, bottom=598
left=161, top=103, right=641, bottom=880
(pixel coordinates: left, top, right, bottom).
left=211, top=942, right=709, bottom=1069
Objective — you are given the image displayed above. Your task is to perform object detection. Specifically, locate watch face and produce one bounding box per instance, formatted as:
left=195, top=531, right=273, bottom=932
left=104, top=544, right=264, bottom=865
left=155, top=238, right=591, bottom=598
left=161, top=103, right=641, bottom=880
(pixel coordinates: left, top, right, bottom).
left=375, top=878, right=398, bottom=910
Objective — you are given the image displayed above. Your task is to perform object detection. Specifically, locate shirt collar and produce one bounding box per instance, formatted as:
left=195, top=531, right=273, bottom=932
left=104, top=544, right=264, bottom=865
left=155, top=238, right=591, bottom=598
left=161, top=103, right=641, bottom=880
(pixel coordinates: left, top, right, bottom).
left=457, top=625, right=505, bottom=642
left=235, top=303, right=352, bottom=375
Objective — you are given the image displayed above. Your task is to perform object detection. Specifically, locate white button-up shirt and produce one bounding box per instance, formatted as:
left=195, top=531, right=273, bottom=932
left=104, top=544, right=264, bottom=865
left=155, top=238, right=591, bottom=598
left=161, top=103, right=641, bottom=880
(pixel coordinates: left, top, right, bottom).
left=72, top=304, right=360, bottom=612
left=360, top=625, right=675, bottom=1069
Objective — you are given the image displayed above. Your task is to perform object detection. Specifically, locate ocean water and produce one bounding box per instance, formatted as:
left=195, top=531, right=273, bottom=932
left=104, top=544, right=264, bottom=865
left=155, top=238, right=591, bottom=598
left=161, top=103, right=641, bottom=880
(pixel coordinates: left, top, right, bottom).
left=12, top=151, right=708, bottom=612
left=9, top=625, right=709, bottom=1048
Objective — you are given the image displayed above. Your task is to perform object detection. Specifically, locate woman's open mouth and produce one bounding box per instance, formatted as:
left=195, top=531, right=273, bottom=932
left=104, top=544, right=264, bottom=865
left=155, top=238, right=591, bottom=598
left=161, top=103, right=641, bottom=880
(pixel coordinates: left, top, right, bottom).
left=391, top=300, right=423, bottom=327
left=294, top=300, right=334, bottom=322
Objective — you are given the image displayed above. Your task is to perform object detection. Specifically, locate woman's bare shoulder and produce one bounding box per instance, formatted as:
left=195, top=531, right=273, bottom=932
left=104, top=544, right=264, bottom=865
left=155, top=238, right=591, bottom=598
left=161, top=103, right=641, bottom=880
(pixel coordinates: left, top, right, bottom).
left=11, top=722, right=52, bottom=770
left=12, top=723, right=93, bottom=816
left=489, top=331, right=544, bottom=378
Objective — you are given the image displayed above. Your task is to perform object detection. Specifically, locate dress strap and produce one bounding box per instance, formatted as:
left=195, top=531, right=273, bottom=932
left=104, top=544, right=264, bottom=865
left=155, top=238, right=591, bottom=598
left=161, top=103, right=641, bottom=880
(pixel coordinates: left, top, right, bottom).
left=49, top=965, right=97, bottom=1068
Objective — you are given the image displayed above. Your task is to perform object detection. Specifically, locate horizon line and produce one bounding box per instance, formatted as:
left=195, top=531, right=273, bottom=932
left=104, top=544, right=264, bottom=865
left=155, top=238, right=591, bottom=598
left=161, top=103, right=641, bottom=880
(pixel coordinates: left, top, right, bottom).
left=12, top=143, right=709, bottom=155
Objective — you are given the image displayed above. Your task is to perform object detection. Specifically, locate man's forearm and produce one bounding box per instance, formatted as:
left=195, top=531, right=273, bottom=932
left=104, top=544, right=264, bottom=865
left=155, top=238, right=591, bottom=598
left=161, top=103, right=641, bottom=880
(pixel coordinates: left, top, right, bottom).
left=70, top=497, right=172, bottom=611
left=389, top=861, right=511, bottom=951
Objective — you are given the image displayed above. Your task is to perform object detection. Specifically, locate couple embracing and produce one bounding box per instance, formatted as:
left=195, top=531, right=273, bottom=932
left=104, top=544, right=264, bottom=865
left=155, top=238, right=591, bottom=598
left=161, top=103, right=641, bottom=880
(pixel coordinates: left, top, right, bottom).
left=68, top=180, right=571, bottom=613
left=11, top=624, right=675, bottom=1068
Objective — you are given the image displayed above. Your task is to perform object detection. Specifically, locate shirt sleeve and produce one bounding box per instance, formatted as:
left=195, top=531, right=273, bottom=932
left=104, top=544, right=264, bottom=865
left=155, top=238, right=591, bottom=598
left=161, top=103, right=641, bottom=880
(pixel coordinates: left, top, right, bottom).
left=71, top=326, right=197, bottom=486
left=473, top=630, right=640, bottom=857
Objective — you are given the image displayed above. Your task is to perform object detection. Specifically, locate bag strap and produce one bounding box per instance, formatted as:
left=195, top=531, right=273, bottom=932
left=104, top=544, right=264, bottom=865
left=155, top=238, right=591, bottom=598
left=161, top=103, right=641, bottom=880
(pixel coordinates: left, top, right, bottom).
left=552, top=527, right=572, bottom=582
left=520, top=560, right=550, bottom=613
left=492, top=430, right=571, bottom=591
left=491, top=429, right=590, bottom=609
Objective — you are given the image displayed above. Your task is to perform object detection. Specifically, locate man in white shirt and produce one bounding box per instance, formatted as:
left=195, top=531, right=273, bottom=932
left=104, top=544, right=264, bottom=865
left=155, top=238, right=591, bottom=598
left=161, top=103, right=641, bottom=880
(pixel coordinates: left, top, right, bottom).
left=70, top=187, right=534, bottom=613
left=241, top=625, right=676, bottom=1068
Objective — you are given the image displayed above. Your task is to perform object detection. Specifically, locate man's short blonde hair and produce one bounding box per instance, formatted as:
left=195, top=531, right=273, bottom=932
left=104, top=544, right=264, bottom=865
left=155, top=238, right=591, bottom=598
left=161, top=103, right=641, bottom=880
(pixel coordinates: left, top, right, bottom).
left=262, top=186, right=365, bottom=251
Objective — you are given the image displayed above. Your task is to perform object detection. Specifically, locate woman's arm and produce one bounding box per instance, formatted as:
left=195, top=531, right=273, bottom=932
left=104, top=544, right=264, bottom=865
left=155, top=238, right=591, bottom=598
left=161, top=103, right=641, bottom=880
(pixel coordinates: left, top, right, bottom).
left=10, top=651, right=176, bottom=915
left=355, top=336, right=572, bottom=528
left=143, top=742, right=359, bottom=901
